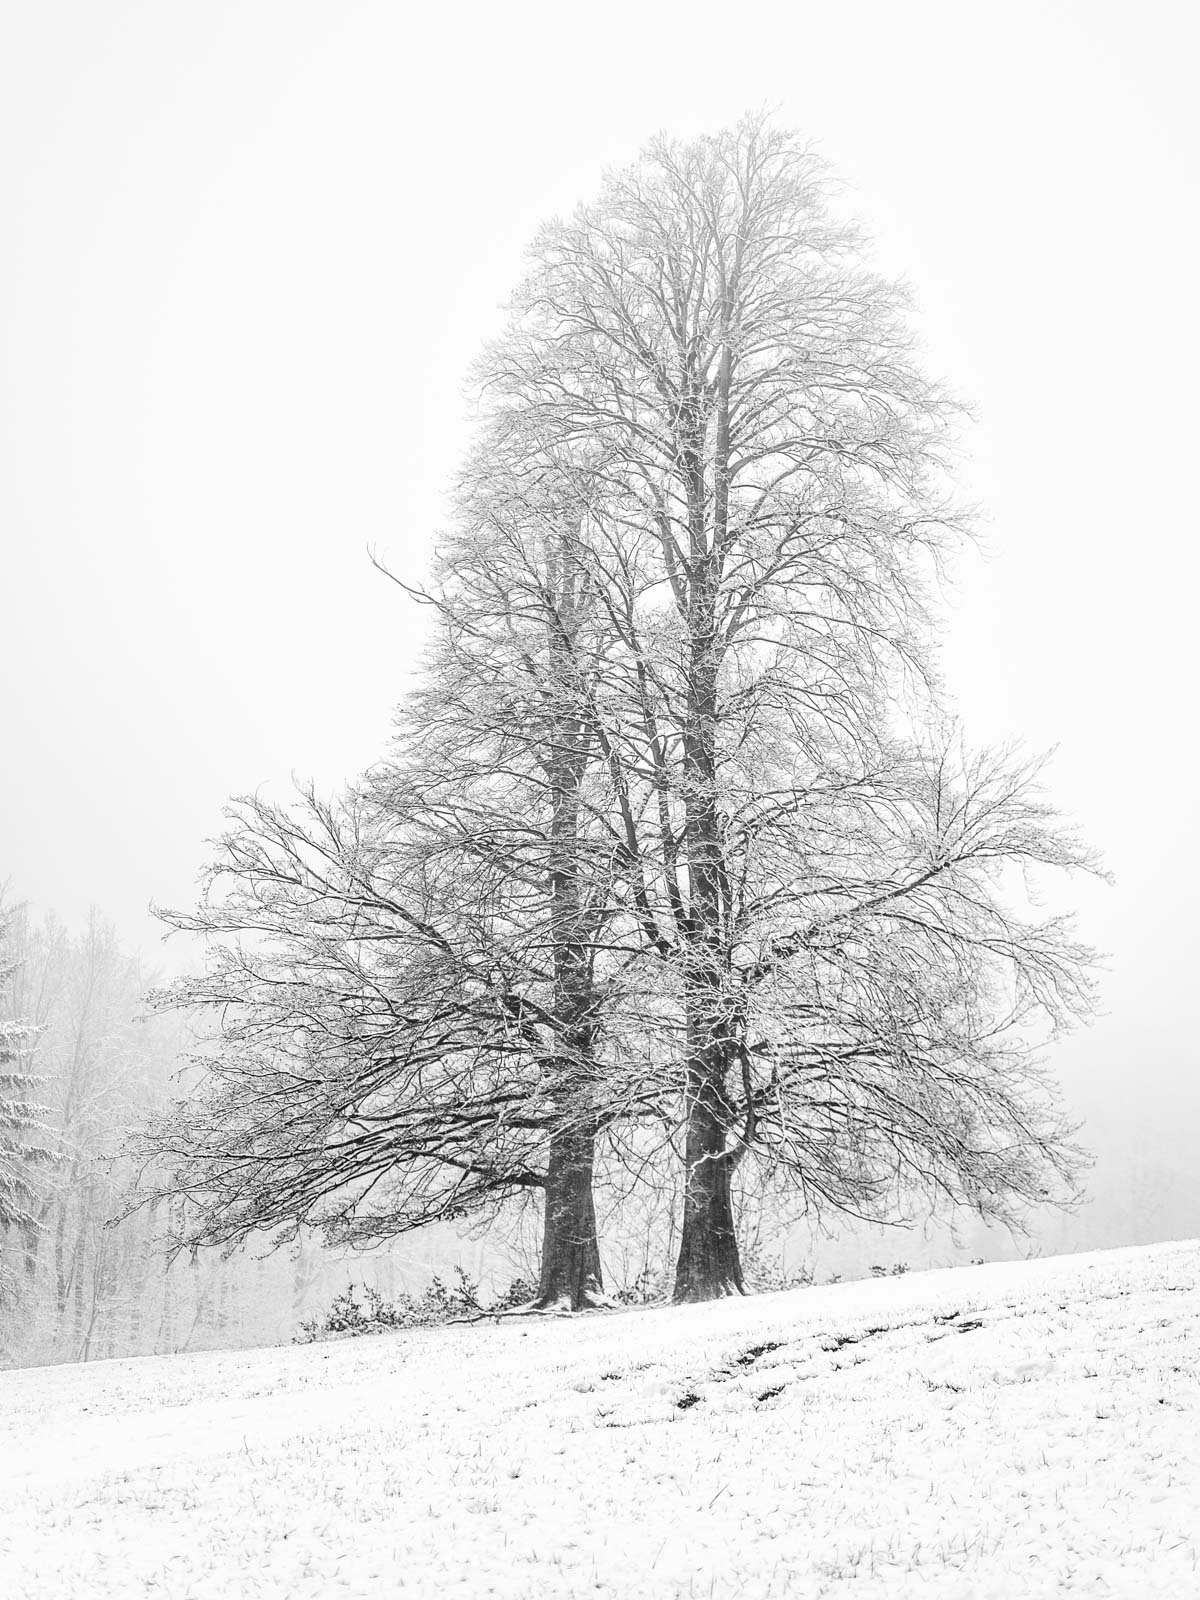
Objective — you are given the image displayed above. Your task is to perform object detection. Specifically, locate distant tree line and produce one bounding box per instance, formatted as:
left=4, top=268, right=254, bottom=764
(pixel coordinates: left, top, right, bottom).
left=0, top=904, right=353, bottom=1366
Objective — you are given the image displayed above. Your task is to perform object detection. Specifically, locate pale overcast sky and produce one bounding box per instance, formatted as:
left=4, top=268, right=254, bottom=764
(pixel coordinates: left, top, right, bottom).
left=2, top=2, right=1198, bottom=1233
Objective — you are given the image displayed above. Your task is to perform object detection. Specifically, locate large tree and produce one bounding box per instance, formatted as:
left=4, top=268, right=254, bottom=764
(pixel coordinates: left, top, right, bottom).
left=143, top=445, right=648, bottom=1309
left=372, top=441, right=628, bottom=1308
left=143, top=114, right=1098, bottom=1311
left=476, top=113, right=1098, bottom=1299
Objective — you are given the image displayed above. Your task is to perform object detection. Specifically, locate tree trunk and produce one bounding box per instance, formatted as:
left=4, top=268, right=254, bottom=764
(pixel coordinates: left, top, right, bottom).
left=532, top=535, right=607, bottom=1312
left=126, top=1202, right=156, bottom=1354
left=77, top=1241, right=106, bottom=1362
left=532, top=1120, right=605, bottom=1310
left=673, top=1077, right=744, bottom=1302
left=22, top=1196, right=51, bottom=1278
left=673, top=576, right=744, bottom=1301
left=54, top=1199, right=69, bottom=1313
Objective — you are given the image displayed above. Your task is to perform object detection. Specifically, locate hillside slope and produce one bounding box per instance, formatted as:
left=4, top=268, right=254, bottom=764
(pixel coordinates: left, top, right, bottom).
left=3, top=1240, right=1198, bottom=1598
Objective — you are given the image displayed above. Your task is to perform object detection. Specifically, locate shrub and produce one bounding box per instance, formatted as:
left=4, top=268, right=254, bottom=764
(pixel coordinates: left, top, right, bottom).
left=295, top=1269, right=536, bottom=1342
left=613, top=1265, right=671, bottom=1305
left=741, top=1243, right=814, bottom=1294
left=489, top=1275, right=538, bottom=1312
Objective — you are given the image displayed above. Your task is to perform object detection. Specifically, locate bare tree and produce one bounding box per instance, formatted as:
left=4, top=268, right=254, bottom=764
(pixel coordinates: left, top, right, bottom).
left=138, top=426, right=665, bottom=1310
left=140, top=759, right=642, bottom=1309
left=375, top=446, right=624, bottom=1308
left=473, top=113, right=1099, bottom=1299
left=139, top=113, right=1099, bottom=1314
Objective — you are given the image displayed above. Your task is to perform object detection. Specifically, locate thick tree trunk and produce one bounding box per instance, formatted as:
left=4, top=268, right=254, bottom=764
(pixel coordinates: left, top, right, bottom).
left=673, top=1077, right=744, bottom=1302
left=534, top=540, right=607, bottom=1312
left=532, top=1120, right=605, bottom=1310
left=673, top=568, right=745, bottom=1302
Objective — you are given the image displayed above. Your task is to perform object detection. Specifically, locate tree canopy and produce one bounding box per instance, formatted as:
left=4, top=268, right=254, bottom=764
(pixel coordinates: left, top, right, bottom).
left=143, top=113, right=1099, bottom=1306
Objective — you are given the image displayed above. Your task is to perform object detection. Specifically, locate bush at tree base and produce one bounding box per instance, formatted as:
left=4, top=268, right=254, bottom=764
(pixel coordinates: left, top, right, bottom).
left=295, top=1270, right=539, bottom=1341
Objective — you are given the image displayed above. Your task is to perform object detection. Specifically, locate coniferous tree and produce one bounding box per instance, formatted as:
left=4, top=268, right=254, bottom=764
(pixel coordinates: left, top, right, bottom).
left=0, top=907, right=54, bottom=1278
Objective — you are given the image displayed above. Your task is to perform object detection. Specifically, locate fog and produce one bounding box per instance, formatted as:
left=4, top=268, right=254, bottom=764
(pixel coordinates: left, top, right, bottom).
left=2, top=0, right=1197, bottom=1322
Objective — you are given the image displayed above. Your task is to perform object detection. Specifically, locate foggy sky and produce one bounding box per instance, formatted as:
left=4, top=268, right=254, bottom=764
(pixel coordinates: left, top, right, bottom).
left=2, top=1, right=1197, bottom=1242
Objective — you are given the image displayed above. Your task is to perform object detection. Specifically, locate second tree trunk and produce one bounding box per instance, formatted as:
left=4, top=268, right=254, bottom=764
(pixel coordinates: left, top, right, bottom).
left=673, top=1081, right=744, bottom=1302
left=533, top=1121, right=604, bottom=1309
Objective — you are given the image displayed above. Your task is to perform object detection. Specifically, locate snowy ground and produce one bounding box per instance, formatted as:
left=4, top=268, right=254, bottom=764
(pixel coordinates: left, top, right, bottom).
left=2, top=1241, right=1197, bottom=1598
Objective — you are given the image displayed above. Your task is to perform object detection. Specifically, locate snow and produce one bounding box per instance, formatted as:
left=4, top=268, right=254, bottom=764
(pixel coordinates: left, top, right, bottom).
left=2, top=1239, right=1197, bottom=1597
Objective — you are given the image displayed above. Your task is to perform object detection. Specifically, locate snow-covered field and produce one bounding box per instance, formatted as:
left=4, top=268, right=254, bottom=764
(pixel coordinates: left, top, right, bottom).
left=3, top=1241, right=1197, bottom=1598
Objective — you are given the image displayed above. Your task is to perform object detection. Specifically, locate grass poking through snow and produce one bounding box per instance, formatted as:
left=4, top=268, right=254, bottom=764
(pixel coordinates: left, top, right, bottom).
left=2, top=1240, right=1197, bottom=1597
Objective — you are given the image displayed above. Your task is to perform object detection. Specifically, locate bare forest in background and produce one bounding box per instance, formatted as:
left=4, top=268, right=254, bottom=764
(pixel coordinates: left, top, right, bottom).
left=0, top=906, right=350, bottom=1366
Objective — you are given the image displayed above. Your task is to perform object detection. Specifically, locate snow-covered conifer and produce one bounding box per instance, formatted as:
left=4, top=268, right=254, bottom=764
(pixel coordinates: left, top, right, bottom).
left=0, top=909, right=53, bottom=1250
